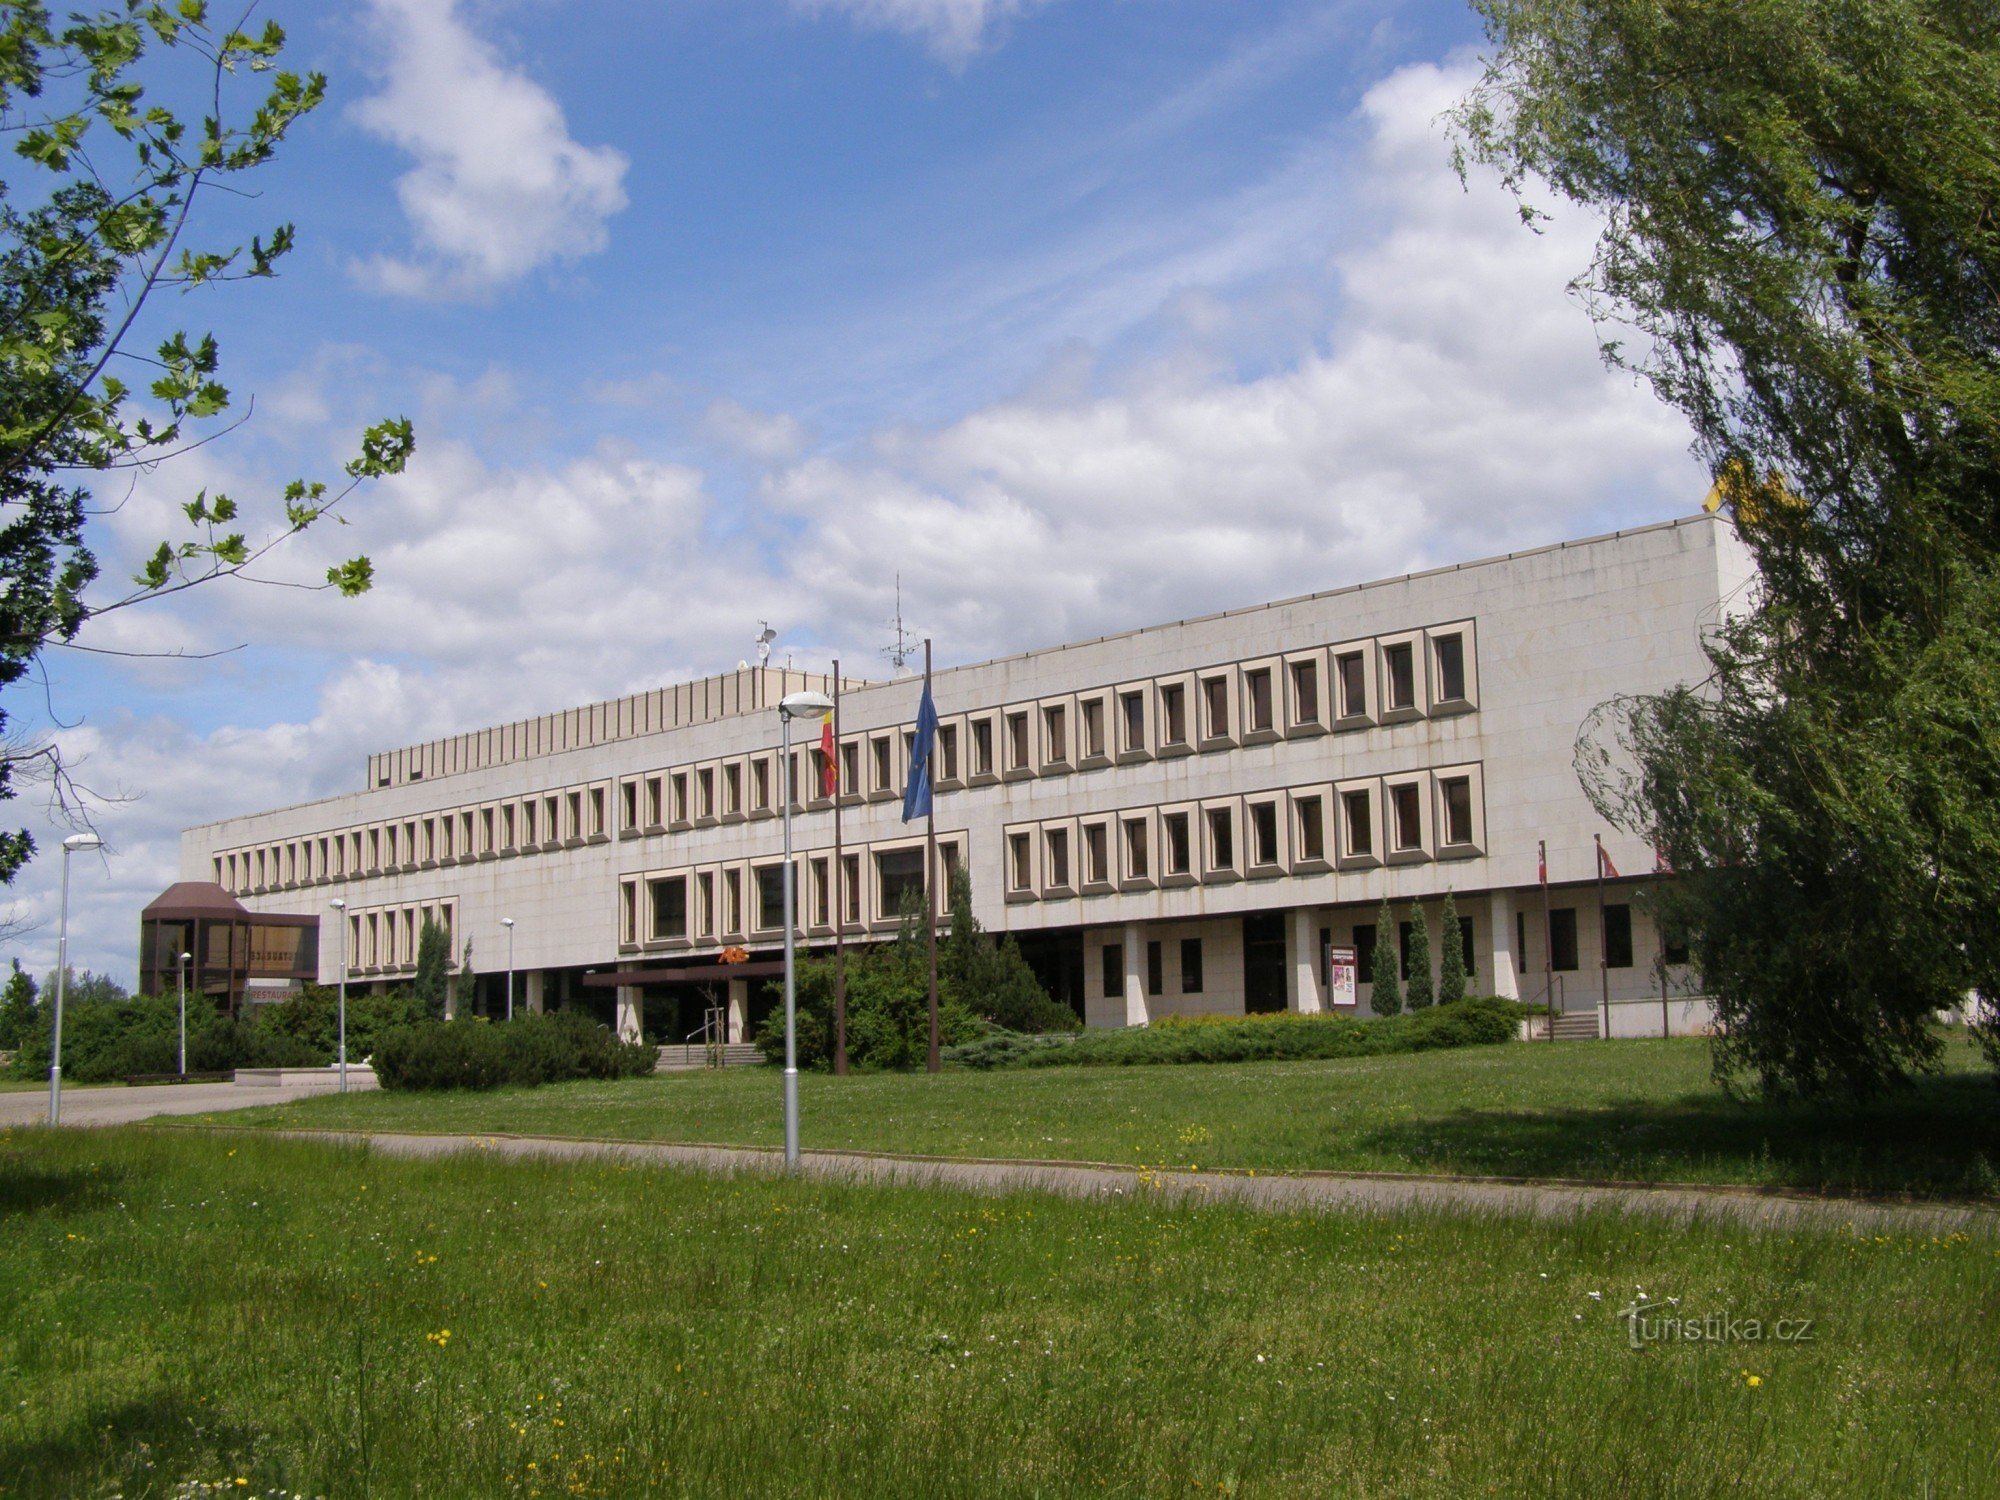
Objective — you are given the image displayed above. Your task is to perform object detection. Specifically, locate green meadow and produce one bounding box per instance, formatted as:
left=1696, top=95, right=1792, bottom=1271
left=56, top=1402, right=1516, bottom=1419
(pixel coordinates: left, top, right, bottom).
left=1, top=1125, right=1995, bottom=1499
left=199, top=1035, right=2000, bottom=1197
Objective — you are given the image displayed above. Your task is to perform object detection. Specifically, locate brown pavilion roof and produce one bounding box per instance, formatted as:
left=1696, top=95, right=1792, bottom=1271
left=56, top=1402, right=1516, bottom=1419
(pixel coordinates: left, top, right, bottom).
left=141, top=881, right=250, bottom=920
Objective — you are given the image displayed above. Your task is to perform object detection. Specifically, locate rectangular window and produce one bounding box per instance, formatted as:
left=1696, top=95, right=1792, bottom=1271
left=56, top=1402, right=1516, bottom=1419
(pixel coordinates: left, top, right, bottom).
left=871, top=737, right=893, bottom=793
left=1102, top=942, right=1123, bottom=1000
left=541, top=799, right=558, bottom=841
left=1006, top=712, right=1030, bottom=771
left=938, top=724, right=959, bottom=781
left=1202, top=676, right=1229, bottom=739
left=721, top=869, right=742, bottom=934
left=757, top=865, right=787, bottom=931
left=1180, top=937, right=1203, bottom=993
left=723, top=764, right=741, bottom=816
left=941, top=839, right=963, bottom=885
left=1663, top=927, right=1690, bottom=966
left=645, top=777, right=663, bottom=825
left=752, top=758, right=771, bottom=811
left=1146, top=941, right=1163, bottom=997
left=589, top=787, right=606, bottom=836
left=834, top=742, right=856, bottom=797
left=1121, top=691, right=1146, bottom=752
left=972, top=719, right=994, bottom=776
left=671, top=773, right=689, bottom=822
left=1081, top=698, right=1105, bottom=758
left=520, top=804, right=536, bottom=845
left=1385, top=642, right=1416, bottom=710
left=621, top=882, right=637, bottom=944
left=649, top=876, right=688, bottom=941
left=622, top=781, right=639, bottom=830
left=811, top=857, right=830, bottom=927
left=842, top=854, right=862, bottom=923
left=1435, top=633, right=1467, bottom=702
left=877, top=848, right=926, bottom=914
left=1044, top=705, right=1067, bottom=763
left=1160, top=683, right=1188, bottom=746
left=1441, top=776, right=1474, bottom=846
left=1343, top=790, right=1373, bottom=857
left=1164, top=813, right=1191, bottom=875
left=697, top=872, right=715, bottom=937
left=1084, top=823, right=1109, bottom=884
left=1046, top=828, right=1070, bottom=888
left=1250, top=802, right=1278, bottom=866
left=565, top=791, right=582, bottom=839
left=1123, top=817, right=1149, bottom=879
left=497, top=810, right=511, bottom=853
left=1550, top=907, right=1579, bottom=971
left=1604, top=904, right=1633, bottom=969
left=1245, top=668, right=1273, bottom=732
left=1337, top=651, right=1366, bottom=718
left=1206, top=806, right=1234, bottom=872
left=1009, top=833, right=1033, bottom=892
left=1290, top=660, right=1319, bottom=724
left=696, top=770, right=714, bottom=819
left=1297, top=797, right=1326, bottom=862
left=1392, top=784, right=1422, bottom=851
left=1354, top=923, right=1377, bottom=982
left=1457, top=916, right=1476, bottom=973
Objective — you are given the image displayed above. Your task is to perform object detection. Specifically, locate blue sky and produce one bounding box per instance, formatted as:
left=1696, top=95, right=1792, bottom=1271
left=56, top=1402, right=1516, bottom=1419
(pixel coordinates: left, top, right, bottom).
left=4, top=0, right=1705, bottom=982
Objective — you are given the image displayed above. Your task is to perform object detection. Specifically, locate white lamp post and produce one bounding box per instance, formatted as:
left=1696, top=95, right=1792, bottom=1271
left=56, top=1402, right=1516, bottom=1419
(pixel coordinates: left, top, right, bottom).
left=176, top=950, right=192, bottom=1078
left=330, top=899, right=349, bottom=1093
left=778, top=689, right=834, bottom=1169
left=501, top=917, right=516, bottom=1020
left=47, top=831, right=103, bottom=1126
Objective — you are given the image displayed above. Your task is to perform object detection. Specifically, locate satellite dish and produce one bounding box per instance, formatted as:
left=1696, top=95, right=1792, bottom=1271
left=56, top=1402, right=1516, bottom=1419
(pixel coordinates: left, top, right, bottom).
left=756, top=621, right=778, bottom=667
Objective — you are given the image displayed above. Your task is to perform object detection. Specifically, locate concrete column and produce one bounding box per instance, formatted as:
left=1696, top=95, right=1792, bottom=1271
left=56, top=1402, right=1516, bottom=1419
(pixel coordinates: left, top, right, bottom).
left=1122, top=921, right=1149, bottom=1027
left=525, top=970, right=547, bottom=1015
left=726, top=978, right=749, bottom=1043
left=443, top=974, right=458, bottom=1021
left=1488, top=891, right=1520, bottom=999
left=1290, top=908, right=1322, bottom=1013
left=614, top=985, right=643, bottom=1044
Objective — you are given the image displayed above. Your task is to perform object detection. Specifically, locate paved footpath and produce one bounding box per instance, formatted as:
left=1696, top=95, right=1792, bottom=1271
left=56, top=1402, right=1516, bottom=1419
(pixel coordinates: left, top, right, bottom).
left=0, top=1077, right=368, bottom=1128
left=257, top=1127, right=1997, bottom=1236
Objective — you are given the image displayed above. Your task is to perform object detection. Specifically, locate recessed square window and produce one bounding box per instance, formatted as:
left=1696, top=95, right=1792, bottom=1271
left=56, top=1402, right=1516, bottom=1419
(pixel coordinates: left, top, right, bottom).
left=649, top=876, right=688, bottom=941
left=1434, top=633, right=1467, bottom=703
left=1441, top=776, right=1475, bottom=846
left=1392, top=783, right=1423, bottom=850
left=1385, top=643, right=1416, bottom=711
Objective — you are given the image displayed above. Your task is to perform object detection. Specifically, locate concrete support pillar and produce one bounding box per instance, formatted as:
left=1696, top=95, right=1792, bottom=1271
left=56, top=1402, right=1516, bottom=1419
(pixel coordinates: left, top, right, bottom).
left=525, top=970, right=547, bottom=1015
left=614, top=985, right=643, bottom=1045
left=1122, top=921, right=1149, bottom=1027
left=1488, top=890, right=1520, bottom=999
left=443, top=974, right=458, bottom=1021
left=1289, top=908, right=1322, bottom=1013
left=726, top=978, right=749, bottom=1043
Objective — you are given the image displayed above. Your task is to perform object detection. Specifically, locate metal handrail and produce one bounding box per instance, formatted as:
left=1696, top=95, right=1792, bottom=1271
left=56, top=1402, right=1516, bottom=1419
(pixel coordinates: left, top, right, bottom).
left=682, top=1005, right=729, bottom=1067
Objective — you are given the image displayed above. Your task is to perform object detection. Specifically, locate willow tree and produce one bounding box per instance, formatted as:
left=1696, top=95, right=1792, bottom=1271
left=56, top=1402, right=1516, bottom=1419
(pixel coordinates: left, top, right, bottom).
left=1457, top=0, right=2000, bottom=1095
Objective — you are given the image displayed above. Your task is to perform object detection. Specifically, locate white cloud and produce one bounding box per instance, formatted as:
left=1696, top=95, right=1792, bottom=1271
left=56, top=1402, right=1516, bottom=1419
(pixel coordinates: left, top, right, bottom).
left=350, top=0, right=629, bottom=298
left=705, top=399, right=809, bottom=465
left=794, top=0, right=1053, bottom=65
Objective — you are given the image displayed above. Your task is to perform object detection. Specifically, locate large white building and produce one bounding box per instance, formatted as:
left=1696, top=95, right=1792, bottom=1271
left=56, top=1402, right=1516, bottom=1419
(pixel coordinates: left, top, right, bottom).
left=159, top=515, right=1752, bottom=1042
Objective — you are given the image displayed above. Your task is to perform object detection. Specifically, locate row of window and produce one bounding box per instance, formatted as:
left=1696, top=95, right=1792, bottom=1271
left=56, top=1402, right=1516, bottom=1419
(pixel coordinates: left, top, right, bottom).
left=215, top=783, right=614, bottom=897
left=215, top=623, right=1479, bottom=898
left=622, top=835, right=971, bottom=950
left=1103, top=936, right=1209, bottom=998
left=1002, top=765, right=1486, bottom=902
left=334, top=899, right=457, bottom=975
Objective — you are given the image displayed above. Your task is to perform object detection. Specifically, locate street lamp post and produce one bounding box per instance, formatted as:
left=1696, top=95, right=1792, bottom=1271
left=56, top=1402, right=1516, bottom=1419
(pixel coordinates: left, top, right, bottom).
left=330, top=899, right=349, bottom=1093
left=176, top=951, right=191, bottom=1078
left=778, top=689, right=834, bottom=1170
left=47, top=831, right=103, bottom=1127
left=501, top=917, right=516, bottom=1020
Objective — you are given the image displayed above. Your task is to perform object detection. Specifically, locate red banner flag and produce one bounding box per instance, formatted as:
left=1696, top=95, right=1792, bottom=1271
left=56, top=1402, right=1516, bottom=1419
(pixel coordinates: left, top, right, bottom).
left=1599, top=842, right=1620, bottom=880
left=1538, top=840, right=1547, bottom=886
left=819, top=711, right=837, bottom=797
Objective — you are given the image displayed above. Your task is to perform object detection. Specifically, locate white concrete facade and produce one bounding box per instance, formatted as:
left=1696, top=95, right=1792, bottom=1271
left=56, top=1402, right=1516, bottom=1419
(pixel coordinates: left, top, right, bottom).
left=178, top=517, right=1753, bottom=1036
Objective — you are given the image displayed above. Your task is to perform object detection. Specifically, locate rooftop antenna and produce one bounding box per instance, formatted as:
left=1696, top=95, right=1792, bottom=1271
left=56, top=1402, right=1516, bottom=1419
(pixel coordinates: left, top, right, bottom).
left=755, top=621, right=778, bottom=669
left=882, top=574, right=916, bottom=677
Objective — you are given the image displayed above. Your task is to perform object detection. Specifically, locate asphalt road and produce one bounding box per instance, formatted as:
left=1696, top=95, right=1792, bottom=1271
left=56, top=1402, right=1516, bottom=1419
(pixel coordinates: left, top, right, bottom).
left=0, top=1075, right=374, bottom=1128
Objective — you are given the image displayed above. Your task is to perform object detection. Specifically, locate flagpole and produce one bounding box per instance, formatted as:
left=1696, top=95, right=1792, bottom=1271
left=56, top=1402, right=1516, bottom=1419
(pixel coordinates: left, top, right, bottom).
left=925, top=637, right=941, bottom=1074
left=1596, top=834, right=1610, bottom=1042
left=832, top=660, right=848, bottom=1077
left=1540, top=839, right=1553, bottom=1042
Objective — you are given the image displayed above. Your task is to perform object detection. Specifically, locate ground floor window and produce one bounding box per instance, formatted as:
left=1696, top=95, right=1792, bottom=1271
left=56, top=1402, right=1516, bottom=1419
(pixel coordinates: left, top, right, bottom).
left=1102, top=942, right=1123, bottom=999
left=1549, top=907, right=1578, bottom=971
left=1181, top=937, right=1203, bottom=993
left=1603, top=903, right=1633, bottom=968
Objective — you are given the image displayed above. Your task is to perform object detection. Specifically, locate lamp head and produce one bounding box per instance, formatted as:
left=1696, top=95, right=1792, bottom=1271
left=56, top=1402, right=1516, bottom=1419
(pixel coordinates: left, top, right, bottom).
left=179, top=951, right=192, bottom=963
left=62, top=832, right=102, bottom=852
left=779, top=690, right=834, bottom=720
left=330, top=898, right=347, bottom=911
left=501, top=917, right=515, bottom=929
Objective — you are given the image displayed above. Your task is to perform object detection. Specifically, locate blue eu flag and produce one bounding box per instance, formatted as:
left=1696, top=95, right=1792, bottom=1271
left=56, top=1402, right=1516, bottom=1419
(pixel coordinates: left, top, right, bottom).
left=902, top=680, right=937, bottom=822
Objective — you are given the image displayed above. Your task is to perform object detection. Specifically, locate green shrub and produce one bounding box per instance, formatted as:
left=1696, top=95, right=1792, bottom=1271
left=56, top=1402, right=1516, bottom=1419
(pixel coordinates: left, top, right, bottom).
left=942, top=1030, right=1080, bottom=1069
left=1405, top=903, right=1435, bottom=1010
left=372, top=1010, right=654, bottom=1092
left=1002, top=998, right=1530, bottom=1069
left=6, top=993, right=321, bottom=1081
left=251, top=985, right=428, bottom=1063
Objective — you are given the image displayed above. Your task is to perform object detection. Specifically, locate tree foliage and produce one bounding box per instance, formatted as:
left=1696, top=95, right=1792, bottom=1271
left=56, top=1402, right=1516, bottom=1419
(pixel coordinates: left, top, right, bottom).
left=941, top=867, right=1077, bottom=1033
left=1404, top=903, right=1435, bottom=1010
left=0, top=3, right=413, bottom=881
left=1457, top=0, right=2000, bottom=1095
left=1369, top=898, right=1401, bottom=1016
left=412, top=917, right=449, bottom=1020
left=1438, top=890, right=1468, bottom=1008
left=0, top=957, right=34, bottom=1047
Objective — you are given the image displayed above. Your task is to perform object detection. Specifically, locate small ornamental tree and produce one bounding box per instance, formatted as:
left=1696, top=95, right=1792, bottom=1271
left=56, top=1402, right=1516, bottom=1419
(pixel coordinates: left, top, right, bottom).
left=1437, top=890, right=1468, bottom=1007
left=1369, top=898, right=1401, bottom=1016
left=1404, top=902, right=1435, bottom=1010
left=0, top=959, right=35, bottom=1048
left=942, top=867, right=1076, bottom=1033
left=412, top=918, right=449, bottom=1020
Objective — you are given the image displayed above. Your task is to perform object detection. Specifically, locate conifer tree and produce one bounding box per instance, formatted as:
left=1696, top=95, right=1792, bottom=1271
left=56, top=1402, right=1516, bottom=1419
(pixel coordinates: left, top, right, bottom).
left=1369, top=898, right=1401, bottom=1016
left=1404, top=902, right=1434, bottom=1010
left=1437, top=890, right=1467, bottom=1006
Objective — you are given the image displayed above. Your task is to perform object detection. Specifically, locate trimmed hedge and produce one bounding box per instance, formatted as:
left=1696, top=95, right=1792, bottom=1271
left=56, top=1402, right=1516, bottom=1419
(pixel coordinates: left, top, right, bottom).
left=970, top=997, right=1529, bottom=1069
left=372, top=1010, right=655, bottom=1091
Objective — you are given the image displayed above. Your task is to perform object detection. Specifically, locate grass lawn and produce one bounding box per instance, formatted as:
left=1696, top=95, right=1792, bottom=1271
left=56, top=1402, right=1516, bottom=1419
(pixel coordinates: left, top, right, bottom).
left=1, top=1126, right=1994, bottom=1498
left=192, top=1034, right=2000, bottom=1198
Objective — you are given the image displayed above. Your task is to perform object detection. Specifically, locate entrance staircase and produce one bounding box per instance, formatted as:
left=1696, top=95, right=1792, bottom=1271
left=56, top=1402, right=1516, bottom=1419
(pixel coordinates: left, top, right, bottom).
left=655, top=1041, right=764, bottom=1072
left=1549, top=1009, right=1603, bottom=1041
